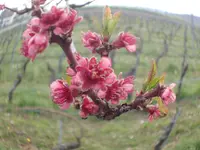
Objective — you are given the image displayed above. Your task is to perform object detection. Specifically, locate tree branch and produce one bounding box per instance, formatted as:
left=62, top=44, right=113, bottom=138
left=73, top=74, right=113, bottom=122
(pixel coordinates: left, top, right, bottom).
left=154, top=108, right=181, bottom=150
left=69, top=0, right=95, bottom=9
left=156, top=34, right=168, bottom=66
left=94, top=85, right=164, bottom=120
left=4, top=6, right=33, bottom=15
left=177, top=25, right=189, bottom=99
left=8, top=59, right=30, bottom=103
left=47, top=62, right=57, bottom=84
left=16, top=106, right=82, bottom=126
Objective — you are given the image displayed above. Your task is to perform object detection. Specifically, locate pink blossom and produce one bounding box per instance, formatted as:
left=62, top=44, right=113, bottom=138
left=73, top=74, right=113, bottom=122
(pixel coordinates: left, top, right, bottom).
left=50, top=80, right=73, bottom=110
left=40, top=6, right=64, bottom=29
left=82, top=31, right=102, bottom=52
left=54, top=8, right=83, bottom=35
left=147, top=105, right=161, bottom=122
left=99, top=76, right=134, bottom=104
left=161, top=83, right=176, bottom=105
left=21, top=18, right=49, bottom=60
left=79, top=96, right=99, bottom=118
left=112, top=32, right=137, bottom=52
left=70, top=73, right=83, bottom=97
left=75, top=57, right=116, bottom=91
left=0, top=4, right=5, bottom=10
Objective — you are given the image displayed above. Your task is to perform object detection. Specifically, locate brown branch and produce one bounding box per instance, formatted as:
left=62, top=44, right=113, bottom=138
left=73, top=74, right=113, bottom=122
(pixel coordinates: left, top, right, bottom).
left=50, top=34, right=77, bottom=70
left=190, top=14, right=198, bottom=49
left=94, top=85, right=163, bottom=120
left=58, top=52, right=65, bottom=73
left=177, top=64, right=188, bottom=98
left=52, top=131, right=82, bottom=150
left=0, top=36, right=11, bottom=64
left=47, top=62, right=57, bottom=84
left=8, top=59, right=30, bottom=103
left=109, top=50, right=116, bottom=68
left=169, top=24, right=181, bottom=44
left=177, top=25, right=189, bottom=99
left=156, top=34, right=168, bottom=66
left=154, top=108, right=181, bottom=150
left=16, top=106, right=82, bottom=127
left=146, top=19, right=154, bottom=42
left=69, top=0, right=95, bottom=9
left=124, top=37, right=143, bottom=77
left=4, top=6, right=33, bottom=15
left=56, top=0, right=64, bottom=6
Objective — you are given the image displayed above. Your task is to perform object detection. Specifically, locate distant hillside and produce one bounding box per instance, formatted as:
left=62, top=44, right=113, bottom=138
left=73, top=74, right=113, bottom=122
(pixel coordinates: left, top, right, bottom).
left=80, top=6, right=200, bottom=27
left=172, top=14, right=200, bottom=27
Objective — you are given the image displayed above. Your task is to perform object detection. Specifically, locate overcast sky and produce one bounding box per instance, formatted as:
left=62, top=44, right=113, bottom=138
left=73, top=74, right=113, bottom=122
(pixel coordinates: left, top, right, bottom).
left=0, top=0, right=199, bottom=16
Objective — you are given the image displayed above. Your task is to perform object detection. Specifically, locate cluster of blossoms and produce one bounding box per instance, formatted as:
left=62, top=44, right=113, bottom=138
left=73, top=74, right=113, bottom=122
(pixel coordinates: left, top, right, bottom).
left=147, top=83, right=176, bottom=121
left=21, top=4, right=82, bottom=60
left=51, top=54, right=135, bottom=118
left=1, top=1, right=176, bottom=121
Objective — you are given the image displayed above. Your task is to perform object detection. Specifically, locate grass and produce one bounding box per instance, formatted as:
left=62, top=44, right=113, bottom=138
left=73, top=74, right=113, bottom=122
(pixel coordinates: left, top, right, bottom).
left=0, top=98, right=200, bottom=150
left=0, top=6, right=200, bottom=150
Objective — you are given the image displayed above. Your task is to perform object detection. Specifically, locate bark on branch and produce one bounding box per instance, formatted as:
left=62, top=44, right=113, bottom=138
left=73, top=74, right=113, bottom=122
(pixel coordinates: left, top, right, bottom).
left=177, top=25, right=189, bottom=99
left=8, top=59, right=30, bottom=103
left=156, top=34, right=168, bottom=66
left=154, top=108, right=181, bottom=150
left=4, top=6, right=33, bottom=15
left=69, top=0, right=95, bottom=9
left=47, top=62, right=56, bottom=84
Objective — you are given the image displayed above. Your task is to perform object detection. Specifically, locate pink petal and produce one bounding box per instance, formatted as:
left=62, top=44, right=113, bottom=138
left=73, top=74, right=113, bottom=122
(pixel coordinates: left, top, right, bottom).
left=34, top=34, right=47, bottom=45
left=97, top=90, right=106, bottom=99
left=79, top=111, right=88, bottom=118
left=125, top=45, right=136, bottom=52
left=82, top=81, right=92, bottom=91
left=99, top=57, right=112, bottom=68
left=59, top=102, right=71, bottom=110
left=169, top=83, right=176, bottom=89
left=105, top=73, right=116, bottom=84
left=30, top=17, right=40, bottom=26
left=89, top=57, right=97, bottom=68
left=123, top=84, right=134, bottom=93
left=66, top=67, right=76, bottom=76
left=54, top=27, right=63, bottom=35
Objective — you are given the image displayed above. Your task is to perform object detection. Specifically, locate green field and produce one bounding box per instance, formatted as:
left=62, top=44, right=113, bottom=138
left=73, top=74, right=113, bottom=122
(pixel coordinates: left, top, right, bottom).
left=0, top=6, right=200, bottom=150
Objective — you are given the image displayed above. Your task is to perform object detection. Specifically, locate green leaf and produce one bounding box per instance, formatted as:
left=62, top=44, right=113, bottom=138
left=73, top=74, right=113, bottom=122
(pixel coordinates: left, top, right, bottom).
left=66, top=75, right=72, bottom=85
left=147, top=60, right=157, bottom=83
left=155, top=97, right=168, bottom=115
left=107, top=12, right=121, bottom=35
left=159, top=73, right=166, bottom=85
left=142, top=60, right=157, bottom=92
left=146, top=77, right=160, bottom=91
left=103, top=6, right=112, bottom=37
left=103, top=6, right=112, bottom=24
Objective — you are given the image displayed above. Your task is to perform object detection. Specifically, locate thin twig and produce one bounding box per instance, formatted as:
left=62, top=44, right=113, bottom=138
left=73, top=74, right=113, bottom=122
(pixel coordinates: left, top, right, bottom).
left=4, top=6, right=33, bottom=15
left=177, top=25, right=189, bottom=99
left=52, top=127, right=84, bottom=150
left=47, top=62, right=57, bottom=84
left=8, top=59, right=30, bottom=103
left=156, top=34, right=169, bottom=66
left=154, top=108, right=181, bottom=150
left=16, top=106, right=83, bottom=127
left=56, top=0, right=64, bottom=6
left=69, top=0, right=94, bottom=9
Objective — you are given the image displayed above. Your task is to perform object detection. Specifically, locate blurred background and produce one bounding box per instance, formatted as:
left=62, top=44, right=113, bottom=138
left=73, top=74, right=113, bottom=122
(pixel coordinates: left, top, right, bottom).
left=0, top=0, right=200, bottom=150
